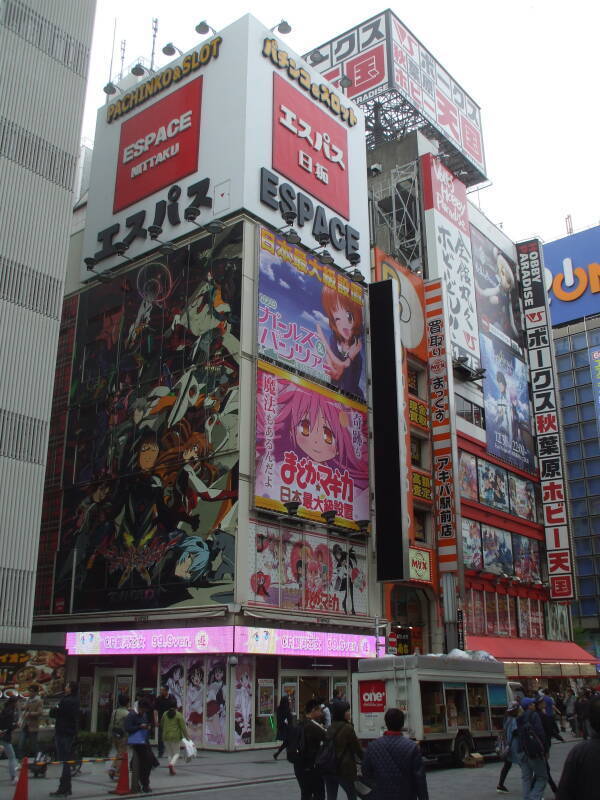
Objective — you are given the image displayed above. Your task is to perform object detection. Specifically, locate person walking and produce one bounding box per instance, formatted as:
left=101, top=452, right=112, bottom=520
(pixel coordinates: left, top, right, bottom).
left=535, top=696, right=558, bottom=795
left=362, top=707, right=428, bottom=800
left=322, top=700, right=362, bottom=800
left=49, top=681, right=80, bottom=798
left=273, top=695, right=293, bottom=760
left=108, top=694, right=130, bottom=781
left=556, top=697, right=600, bottom=800
left=575, top=690, right=591, bottom=739
left=496, top=701, right=522, bottom=793
left=515, top=697, right=547, bottom=800
left=17, top=684, right=43, bottom=758
left=155, top=684, right=176, bottom=759
left=293, top=699, right=327, bottom=800
left=0, top=695, right=20, bottom=783
left=564, top=689, right=577, bottom=736
left=160, top=706, right=188, bottom=775
left=125, top=697, right=154, bottom=794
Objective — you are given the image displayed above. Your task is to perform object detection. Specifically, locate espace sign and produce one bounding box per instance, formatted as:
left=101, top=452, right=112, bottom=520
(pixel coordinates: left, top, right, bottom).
left=359, top=680, right=386, bottom=712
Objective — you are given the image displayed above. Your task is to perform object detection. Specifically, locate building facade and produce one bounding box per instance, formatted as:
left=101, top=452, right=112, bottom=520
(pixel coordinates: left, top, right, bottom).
left=0, top=0, right=96, bottom=642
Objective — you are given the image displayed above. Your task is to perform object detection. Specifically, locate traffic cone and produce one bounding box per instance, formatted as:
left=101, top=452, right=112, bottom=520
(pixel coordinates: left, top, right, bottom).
left=12, top=756, right=28, bottom=800
left=110, top=751, right=130, bottom=795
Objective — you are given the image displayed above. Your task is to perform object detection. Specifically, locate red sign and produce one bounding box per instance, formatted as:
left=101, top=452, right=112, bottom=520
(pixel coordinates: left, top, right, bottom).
left=359, top=679, right=386, bottom=712
left=272, top=73, right=349, bottom=219
left=113, top=77, right=203, bottom=213
left=421, top=153, right=469, bottom=234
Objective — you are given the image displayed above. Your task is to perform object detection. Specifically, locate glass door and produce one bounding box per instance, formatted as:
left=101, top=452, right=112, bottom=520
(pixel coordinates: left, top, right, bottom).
left=92, top=668, right=134, bottom=732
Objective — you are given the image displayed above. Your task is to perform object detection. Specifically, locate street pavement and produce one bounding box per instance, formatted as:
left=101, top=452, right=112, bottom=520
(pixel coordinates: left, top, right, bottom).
left=1, top=734, right=578, bottom=799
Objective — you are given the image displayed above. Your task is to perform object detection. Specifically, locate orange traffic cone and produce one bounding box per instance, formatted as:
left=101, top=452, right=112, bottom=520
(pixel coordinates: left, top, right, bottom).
left=110, top=751, right=130, bottom=795
left=12, top=756, right=28, bottom=800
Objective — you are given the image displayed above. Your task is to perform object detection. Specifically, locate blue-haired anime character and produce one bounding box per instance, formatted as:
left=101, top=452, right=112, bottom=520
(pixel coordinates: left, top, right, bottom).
left=174, top=535, right=212, bottom=584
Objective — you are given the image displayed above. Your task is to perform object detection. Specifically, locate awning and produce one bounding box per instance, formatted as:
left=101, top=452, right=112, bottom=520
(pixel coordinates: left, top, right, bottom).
left=466, top=636, right=598, bottom=664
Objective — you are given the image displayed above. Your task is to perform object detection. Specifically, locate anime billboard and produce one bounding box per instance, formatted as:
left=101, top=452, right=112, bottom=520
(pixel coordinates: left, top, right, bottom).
left=477, top=458, right=509, bottom=514
left=258, top=228, right=366, bottom=401
left=479, top=334, right=535, bottom=473
left=248, top=521, right=368, bottom=616
left=458, top=451, right=478, bottom=501
left=507, top=474, right=537, bottom=522
left=471, top=226, right=523, bottom=353
left=52, top=224, right=242, bottom=613
left=254, top=361, right=369, bottom=529
left=481, top=524, right=513, bottom=576
left=462, top=518, right=482, bottom=570
left=513, top=535, right=541, bottom=583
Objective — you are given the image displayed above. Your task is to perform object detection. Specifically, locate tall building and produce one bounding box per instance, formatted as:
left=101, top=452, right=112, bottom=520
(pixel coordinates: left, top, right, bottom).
left=543, top=226, right=600, bottom=666
left=0, top=0, right=96, bottom=642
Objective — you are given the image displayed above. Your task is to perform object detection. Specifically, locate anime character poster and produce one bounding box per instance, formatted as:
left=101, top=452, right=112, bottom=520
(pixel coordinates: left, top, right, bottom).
left=545, top=602, right=570, bottom=641
left=258, top=228, right=367, bottom=401
left=517, top=598, right=531, bottom=638
left=258, top=679, right=275, bottom=717
left=458, top=451, right=478, bottom=501
left=184, top=655, right=205, bottom=746
left=160, top=657, right=185, bottom=710
left=234, top=656, right=254, bottom=746
left=52, top=224, right=242, bottom=613
left=282, top=681, right=297, bottom=716
left=249, top=521, right=281, bottom=606
left=471, top=225, right=523, bottom=353
left=480, top=334, right=535, bottom=473
left=508, top=474, right=537, bottom=522
left=255, top=361, right=369, bottom=530
left=477, top=460, right=510, bottom=514
left=513, top=535, right=541, bottom=582
left=481, top=525, right=513, bottom=575
left=204, top=656, right=227, bottom=747
left=462, top=518, right=483, bottom=570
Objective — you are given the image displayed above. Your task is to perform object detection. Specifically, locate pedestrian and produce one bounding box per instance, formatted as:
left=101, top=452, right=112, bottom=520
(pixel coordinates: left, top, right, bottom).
left=273, top=695, right=293, bottom=760
left=564, top=689, right=577, bottom=736
left=125, top=696, right=154, bottom=794
left=496, top=701, right=522, bottom=793
left=17, top=684, right=43, bottom=758
left=293, top=698, right=327, bottom=800
left=320, top=699, right=332, bottom=729
left=362, top=707, right=428, bottom=800
left=160, top=706, right=188, bottom=775
left=575, top=690, right=592, bottom=739
left=515, top=697, right=547, bottom=800
left=108, top=694, right=130, bottom=780
left=556, top=696, right=600, bottom=800
left=322, top=700, right=362, bottom=800
left=0, top=695, right=19, bottom=783
left=535, top=696, right=558, bottom=795
left=155, top=684, right=176, bottom=759
left=49, top=680, right=80, bottom=798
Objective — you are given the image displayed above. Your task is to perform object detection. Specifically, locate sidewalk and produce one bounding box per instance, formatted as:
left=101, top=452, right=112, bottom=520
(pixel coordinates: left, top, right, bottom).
left=1, top=747, right=295, bottom=799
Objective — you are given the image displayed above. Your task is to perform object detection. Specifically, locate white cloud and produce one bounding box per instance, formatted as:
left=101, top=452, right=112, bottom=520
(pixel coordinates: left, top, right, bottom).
left=260, top=261, right=275, bottom=280
left=279, top=279, right=291, bottom=289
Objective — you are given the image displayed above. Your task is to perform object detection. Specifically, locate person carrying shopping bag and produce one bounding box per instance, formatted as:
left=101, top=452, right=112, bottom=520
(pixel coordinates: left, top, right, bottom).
left=160, top=706, right=189, bottom=775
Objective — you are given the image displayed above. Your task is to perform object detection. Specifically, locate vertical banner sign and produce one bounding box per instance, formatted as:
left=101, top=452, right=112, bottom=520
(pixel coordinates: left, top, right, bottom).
left=590, top=347, right=600, bottom=439
left=517, top=239, right=575, bottom=600
left=421, top=153, right=481, bottom=371
left=425, top=279, right=458, bottom=575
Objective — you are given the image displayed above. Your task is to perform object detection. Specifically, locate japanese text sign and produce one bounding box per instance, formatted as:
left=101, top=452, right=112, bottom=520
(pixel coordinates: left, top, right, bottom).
left=66, top=627, right=235, bottom=655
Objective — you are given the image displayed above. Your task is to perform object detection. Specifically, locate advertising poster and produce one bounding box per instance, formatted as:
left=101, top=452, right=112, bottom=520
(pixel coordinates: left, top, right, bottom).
left=0, top=648, right=66, bottom=697
left=248, top=523, right=368, bottom=617
left=258, top=679, right=275, bottom=717
left=481, top=525, right=513, bottom=575
left=160, top=657, right=185, bottom=710
left=204, top=655, right=227, bottom=747
left=458, top=451, right=478, bottom=500
left=258, top=228, right=366, bottom=400
left=590, top=346, right=600, bottom=438
left=530, top=599, right=545, bottom=639
left=545, top=603, right=570, bottom=641
left=518, top=598, right=531, bottom=639
left=234, top=656, right=254, bottom=746
left=333, top=682, right=348, bottom=702
left=485, top=592, right=497, bottom=634
left=477, top=459, right=509, bottom=514
left=543, top=226, right=600, bottom=325
left=480, top=334, right=535, bottom=472
left=471, top=226, right=522, bottom=352
left=255, top=361, right=369, bottom=529
left=508, top=474, right=537, bottom=522
left=282, top=681, right=297, bottom=716
left=469, top=590, right=485, bottom=635
left=184, top=655, right=205, bottom=747
left=497, top=595, right=510, bottom=636
left=513, top=536, right=541, bottom=583
left=462, top=518, right=483, bottom=570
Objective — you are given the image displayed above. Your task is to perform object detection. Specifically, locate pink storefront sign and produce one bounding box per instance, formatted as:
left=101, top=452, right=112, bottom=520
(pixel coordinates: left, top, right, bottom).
left=235, top=626, right=379, bottom=658
left=66, top=627, right=235, bottom=656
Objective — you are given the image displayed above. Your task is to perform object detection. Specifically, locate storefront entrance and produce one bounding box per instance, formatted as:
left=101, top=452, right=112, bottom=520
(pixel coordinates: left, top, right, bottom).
left=280, top=672, right=349, bottom=719
left=92, top=668, right=134, bottom=732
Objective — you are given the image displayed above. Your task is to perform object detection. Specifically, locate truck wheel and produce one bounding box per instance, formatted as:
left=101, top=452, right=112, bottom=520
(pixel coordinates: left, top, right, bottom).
left=453, top=734, right=471, bottom=766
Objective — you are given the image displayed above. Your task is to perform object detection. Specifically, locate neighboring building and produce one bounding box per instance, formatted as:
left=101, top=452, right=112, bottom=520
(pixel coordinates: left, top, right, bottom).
left=0, top=0, right=96, bottom=642
left=543, top=225, right=600, bottom=666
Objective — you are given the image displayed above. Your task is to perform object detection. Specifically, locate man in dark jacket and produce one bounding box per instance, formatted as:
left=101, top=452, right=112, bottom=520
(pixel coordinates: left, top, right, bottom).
left=50, top=681, right=80, bottom=797
left=362, top=708, right=428, bottom=800
left=556, top=697, right=600, bottom=800
left=516, top=697, right=547, bottom=800
left=294, top=698, right=327, bottom=800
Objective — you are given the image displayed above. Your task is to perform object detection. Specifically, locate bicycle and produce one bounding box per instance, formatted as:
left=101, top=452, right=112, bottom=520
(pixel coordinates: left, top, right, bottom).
left=29, top=738, right=83, bottom=778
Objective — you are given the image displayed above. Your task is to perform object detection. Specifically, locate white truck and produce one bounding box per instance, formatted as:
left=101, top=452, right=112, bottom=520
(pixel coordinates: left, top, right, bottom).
left=352, top=654, right=522, bottom=764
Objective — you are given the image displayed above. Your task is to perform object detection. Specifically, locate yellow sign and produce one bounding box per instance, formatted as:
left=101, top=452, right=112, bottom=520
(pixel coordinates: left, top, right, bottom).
left=409, top=546, right=432, bottom=582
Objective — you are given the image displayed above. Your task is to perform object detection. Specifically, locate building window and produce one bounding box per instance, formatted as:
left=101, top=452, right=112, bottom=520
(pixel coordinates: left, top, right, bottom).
left=455, top=395, right=485, bottom=429
left=563, top=407, right=578, bottom=424
left=577, top=558, right=594, bottom=576
left=407, top=368, right=419, bottom=396
left=559, top=373, right=574, bottom=390
left=556, top=354, right=572, bottom=372
left=572, top=332, right=588, bottom=349
left=560, top=388, right=576, bottom=406
left=580, top=598, right=598, bottom=616
left=414, top=510, right=427, bottom=542
left=566, top=443, right=582, bottom=460
left=553, top=336, right=570, bottom=355
left=573, top=350, right=590, bottom=368
left=574, top=367, right=591, bottom=387
left=570, top=480, right=586, bottom=499
left=567, top=461, right=584, bottom=479
left=410, top=436, right=423, bottom=467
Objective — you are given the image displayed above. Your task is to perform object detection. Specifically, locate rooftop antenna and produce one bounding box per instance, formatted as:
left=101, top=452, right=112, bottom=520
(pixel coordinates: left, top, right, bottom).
left=108, top=18, right=116, bottom=82
left=565, top=214, right=573, bottom=235
left=119, top=39, right=126, bottom=80
left=150, top=17, right=158, bottom=71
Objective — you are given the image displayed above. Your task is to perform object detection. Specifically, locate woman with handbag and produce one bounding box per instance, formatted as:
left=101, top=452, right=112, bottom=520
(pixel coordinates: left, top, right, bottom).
left=496, top=701, right=522, bottom=793
left=108, top=695, right=130, bottom=780
left=160, top=706, right=189, bottom=775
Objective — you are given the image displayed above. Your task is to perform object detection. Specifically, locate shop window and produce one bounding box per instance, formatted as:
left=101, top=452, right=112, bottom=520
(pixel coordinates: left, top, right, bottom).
left=421, top=682, right=446, bottom=734
left=468, top=684, right=490, bottom=731
left=390, top=587, right=423, bottom=627
left=530, top=599, right=544, bottom=639
left=466, top=589, right=485, bottom=635
left=508, top=597, right=518, bottom=638
left=497, top=594, right=510, bottom=636
left=444, top=685, right=468, bottom=728
left=455, top=395, right=485, bottom=429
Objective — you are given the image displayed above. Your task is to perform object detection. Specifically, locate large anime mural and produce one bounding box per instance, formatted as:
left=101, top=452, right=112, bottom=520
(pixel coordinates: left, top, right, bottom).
left=52, top=223, right=242, bottom=612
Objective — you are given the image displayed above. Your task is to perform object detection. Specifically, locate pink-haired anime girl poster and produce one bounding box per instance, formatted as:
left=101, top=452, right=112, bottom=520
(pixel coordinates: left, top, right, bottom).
left=255, top=361, right=369, bottom=528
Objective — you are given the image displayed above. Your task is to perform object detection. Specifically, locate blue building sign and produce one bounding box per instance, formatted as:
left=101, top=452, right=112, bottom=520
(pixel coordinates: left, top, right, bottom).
left=543, top=226, right=600, bottom=325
